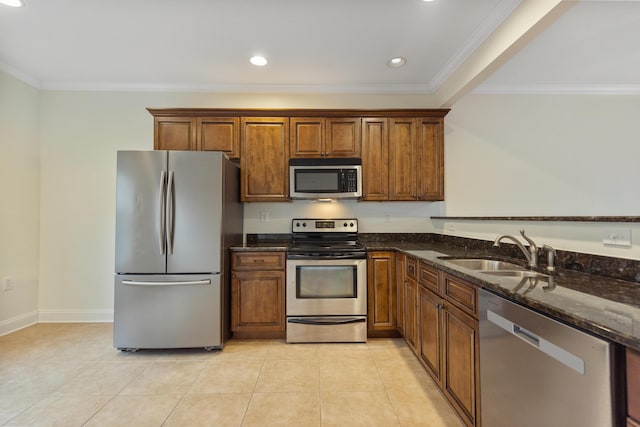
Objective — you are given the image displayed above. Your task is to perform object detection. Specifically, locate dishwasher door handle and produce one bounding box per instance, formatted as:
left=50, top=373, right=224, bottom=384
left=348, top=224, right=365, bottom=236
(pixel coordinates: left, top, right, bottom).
left=513, top=324, right=540, bottom=347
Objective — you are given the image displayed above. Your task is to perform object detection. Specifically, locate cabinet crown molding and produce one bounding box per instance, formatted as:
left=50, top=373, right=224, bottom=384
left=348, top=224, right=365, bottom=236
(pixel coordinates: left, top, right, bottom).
left=147, top=108, right=450, bottom=118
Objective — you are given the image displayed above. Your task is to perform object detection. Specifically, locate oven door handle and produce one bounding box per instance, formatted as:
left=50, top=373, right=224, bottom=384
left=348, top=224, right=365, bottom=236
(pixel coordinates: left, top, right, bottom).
left=287, top=317, right=366, bottom=326
left=286, top=253, right=366, bottom=260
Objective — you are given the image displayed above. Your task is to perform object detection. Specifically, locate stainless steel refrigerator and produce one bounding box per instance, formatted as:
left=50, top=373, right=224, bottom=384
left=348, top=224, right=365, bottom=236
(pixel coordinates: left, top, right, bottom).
left=114, top=150, right=242, bottom=351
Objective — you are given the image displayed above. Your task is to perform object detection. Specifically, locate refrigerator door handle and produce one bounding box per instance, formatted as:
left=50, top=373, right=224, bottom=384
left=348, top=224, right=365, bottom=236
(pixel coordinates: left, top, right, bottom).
left=166, top=170, right=175, bottom=254
left=159, top=170, right=167, bottom=254
left=122, top=279, right=212, bottom=286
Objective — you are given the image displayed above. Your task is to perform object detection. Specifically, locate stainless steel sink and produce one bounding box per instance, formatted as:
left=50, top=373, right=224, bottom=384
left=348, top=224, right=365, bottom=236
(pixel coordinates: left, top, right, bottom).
left=438, top=257, right=525, bottom=271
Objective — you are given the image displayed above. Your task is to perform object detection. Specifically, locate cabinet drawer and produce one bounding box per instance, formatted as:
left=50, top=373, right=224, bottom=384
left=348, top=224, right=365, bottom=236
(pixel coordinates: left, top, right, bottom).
left=629, top=348, right=640, bottom=423
left=406, top=256, right=418, bottom=281
left=443, top=274, right=478, bottom=318
left=418, top=262, right=441, bottom=294
left=232, top=251, right=285, bottom=270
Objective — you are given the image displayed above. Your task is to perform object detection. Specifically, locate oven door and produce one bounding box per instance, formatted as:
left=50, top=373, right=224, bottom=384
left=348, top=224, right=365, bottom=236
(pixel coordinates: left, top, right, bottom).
left=286, top=258, right=366, bottom=316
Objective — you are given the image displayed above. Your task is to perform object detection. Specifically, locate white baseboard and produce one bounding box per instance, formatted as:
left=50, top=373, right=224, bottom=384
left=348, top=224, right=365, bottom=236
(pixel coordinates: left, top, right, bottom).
left=0, top=311, right=39, bottom=336
left=38, top=309, right=114, bottom=323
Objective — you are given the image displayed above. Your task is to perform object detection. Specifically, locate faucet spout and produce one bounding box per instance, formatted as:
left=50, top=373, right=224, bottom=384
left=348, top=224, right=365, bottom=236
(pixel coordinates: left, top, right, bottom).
left=493, top=229, right=538, bottom=268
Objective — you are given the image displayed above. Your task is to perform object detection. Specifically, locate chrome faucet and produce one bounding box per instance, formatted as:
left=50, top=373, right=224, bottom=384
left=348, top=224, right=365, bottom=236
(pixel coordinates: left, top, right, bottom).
left=493, top=229, right=538, bottom=268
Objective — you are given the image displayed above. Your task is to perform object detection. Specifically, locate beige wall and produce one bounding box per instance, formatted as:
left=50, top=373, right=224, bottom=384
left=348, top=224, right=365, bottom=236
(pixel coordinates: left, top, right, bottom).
left=3, top=69, right=640, bottom=326
left=441, top=94, right=640, bottom=260
left=0, top=72, right=40, bottom=333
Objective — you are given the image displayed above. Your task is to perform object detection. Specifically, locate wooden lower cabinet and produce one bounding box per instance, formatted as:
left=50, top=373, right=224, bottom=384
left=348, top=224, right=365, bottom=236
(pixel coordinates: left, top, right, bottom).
left=395, top=254, right=406, bottom=336
left=403, top=276, right=419, bottom=354
left=367, top=251, right=398, bottom=337
left=418, top=285, right=443, bottom=386
left=442, top=300, right=479, bottom=427
left=231, top=251, right=286, bottom=339
left=628, top=348, right=640, bottom=426
left=399, top=258, right=480, bottom=427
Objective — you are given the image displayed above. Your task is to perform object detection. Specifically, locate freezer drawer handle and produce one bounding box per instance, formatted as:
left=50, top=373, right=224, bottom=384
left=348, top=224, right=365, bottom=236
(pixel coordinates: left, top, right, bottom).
left=122, top=279, right=211, bottom=286
left=287, top=317, right=366, bottom=326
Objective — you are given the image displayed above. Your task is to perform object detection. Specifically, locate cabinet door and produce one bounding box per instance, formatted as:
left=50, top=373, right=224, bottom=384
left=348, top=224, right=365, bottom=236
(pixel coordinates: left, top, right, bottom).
left=395, top=254, right=406, bottom=336
left=361, top=117, right=389, bottom=201
left=290, top=117, right=324, bottom=158
left=231, top=270, right=285, bottom=333
left=241, top=117, right=289, bottom=202
left=154, top=117, right=196, bottom=150
left=389, top=118, right=418, bottom=200
left=419, top=285, right=443, bottom=387
left=404, top=277, right=419, bottom=354
left=326, top=118, right=361, bottom=157
left=198, top=117, right=240, bottom=159
left=628, top=348, right=640, bottom=424
left=443, top=302, right=479, bottom=427
left=417, top=117, right=444, bottom=201
left=367, top=252, right=396, bottom=334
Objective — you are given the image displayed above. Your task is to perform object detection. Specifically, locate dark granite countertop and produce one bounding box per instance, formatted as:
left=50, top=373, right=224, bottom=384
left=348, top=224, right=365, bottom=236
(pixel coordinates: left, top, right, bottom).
left=234, top=235, right=640, bottom=351
left=368, top=240, right=640, bottom=351
left=231, top=243, right=289, bottom=251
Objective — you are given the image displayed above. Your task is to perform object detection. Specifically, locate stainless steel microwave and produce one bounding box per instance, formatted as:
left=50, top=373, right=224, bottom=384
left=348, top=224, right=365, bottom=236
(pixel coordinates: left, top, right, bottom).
left=289, top=158, right=362, bottom=199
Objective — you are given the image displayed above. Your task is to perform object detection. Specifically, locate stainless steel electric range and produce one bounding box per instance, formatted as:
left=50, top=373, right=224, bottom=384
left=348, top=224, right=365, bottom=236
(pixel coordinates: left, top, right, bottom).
left=286, top=218, right=367, bottom=343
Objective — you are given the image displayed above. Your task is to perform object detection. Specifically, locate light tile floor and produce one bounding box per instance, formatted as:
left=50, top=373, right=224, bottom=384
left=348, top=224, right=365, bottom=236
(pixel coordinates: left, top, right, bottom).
left=0, top=323, right=463, bottom=426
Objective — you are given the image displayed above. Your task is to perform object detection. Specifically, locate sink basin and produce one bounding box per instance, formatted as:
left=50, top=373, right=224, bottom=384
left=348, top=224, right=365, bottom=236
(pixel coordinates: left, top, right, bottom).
left=438, top=257, right=525, bottom=271
left=482, top=270, right=550, bottom=279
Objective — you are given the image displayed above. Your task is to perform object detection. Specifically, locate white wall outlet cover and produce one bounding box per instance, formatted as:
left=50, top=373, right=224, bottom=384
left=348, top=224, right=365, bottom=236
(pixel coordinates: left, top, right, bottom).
left=602, top=228, right=632, bottom=247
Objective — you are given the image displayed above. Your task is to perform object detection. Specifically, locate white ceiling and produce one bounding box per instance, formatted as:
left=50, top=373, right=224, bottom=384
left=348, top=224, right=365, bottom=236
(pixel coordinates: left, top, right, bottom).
left=0, top=0, right=638, bottom=104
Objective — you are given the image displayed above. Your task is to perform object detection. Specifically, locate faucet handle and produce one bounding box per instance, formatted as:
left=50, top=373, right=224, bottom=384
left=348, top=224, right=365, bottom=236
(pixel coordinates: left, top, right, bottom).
left=543, top=244, right=557, bottom=272
left=519, top=229, right=537, bottom=250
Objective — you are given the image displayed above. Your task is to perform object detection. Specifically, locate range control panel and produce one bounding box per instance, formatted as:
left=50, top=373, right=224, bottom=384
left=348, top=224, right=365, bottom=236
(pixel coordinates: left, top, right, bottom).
left=292, top=218, right=358, bottom=233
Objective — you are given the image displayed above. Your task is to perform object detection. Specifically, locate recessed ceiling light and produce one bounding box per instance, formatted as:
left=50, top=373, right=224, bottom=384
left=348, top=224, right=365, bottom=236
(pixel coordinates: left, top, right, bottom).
left=250, top=56, right=268, bottom=66
left=387, top=57, right=407, bottom=68
left=0, top=0, right=24, bottom=7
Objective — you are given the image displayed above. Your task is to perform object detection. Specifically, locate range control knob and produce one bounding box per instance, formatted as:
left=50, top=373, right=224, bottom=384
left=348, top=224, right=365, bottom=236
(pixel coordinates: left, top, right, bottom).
left=343, top=222, right=348, bottom=227
left=350, top=222, right=354, bottom=227
left=302, top=222, right=307, bottom=227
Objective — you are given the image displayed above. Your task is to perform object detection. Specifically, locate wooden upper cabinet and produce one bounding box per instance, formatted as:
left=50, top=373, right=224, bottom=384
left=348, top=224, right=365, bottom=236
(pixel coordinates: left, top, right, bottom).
left=148, top=109, right=448, bottom=202
left=326, top=118, right=361, bottom=157
left=241, top=117, right=290, bottom=202
left=389, top=118, right=418, bottom=201
left=197, top=117, right=240, bottom=159
left=153, top=115, right=239, bottom=159
left=290, top=117, right=361, bottom=158
left=418, top=117, right=444, bottom=201
left=361, top=117, right=389, bottom=201
left=290, top=118, right=324, bottom=158
left=154, top=117, right=196, bottom=151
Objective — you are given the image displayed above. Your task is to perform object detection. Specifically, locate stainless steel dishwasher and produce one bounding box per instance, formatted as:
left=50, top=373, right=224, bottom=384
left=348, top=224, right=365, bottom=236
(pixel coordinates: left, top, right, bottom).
left=479, top=289, right=614, bottom=427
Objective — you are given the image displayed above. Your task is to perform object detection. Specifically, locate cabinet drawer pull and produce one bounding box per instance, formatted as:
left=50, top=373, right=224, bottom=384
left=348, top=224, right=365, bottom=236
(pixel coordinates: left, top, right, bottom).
left=252, top=259, right=265, bottom=263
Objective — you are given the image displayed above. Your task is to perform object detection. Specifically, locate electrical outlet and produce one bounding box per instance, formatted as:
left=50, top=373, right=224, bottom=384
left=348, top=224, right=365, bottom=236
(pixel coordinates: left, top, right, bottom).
left=602, top=228, right=631, bottom=247
left=3, top=276, right=14, bottom=291
left=260, top=211, right=270, bottom=222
